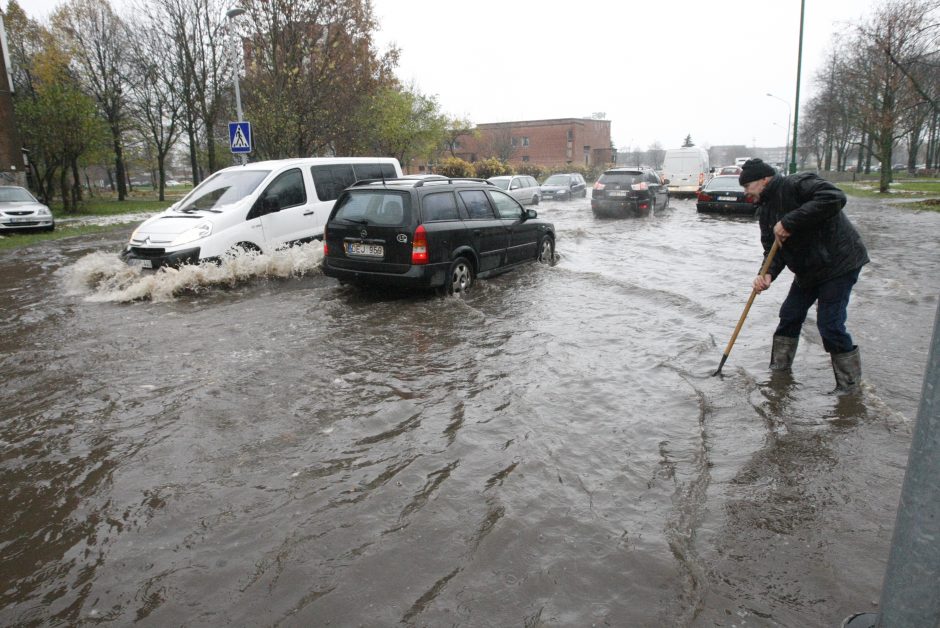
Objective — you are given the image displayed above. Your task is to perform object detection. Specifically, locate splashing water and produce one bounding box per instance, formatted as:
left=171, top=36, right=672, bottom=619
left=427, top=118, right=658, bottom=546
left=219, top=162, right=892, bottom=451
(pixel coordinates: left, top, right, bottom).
left=61, top=242, right=324, bottom=302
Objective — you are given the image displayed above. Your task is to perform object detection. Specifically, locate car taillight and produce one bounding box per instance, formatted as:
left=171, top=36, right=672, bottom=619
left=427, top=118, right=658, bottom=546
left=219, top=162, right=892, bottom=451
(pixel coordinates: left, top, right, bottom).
left=322, top=228, right=328, bottom=255
left=412, top=225, right=428, bottom=264
left=631, top=182, right=648, bottom=191
left=698, top=172, right=705, bottom=186
left=593, top=181, right=606, bottom=190
left=697, top=191, right=713, bottom=202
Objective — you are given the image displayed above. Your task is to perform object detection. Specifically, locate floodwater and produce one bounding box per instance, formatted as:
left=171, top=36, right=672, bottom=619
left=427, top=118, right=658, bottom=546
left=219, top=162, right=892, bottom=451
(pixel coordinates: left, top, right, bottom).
left=1, top=193, right=937, bottom=627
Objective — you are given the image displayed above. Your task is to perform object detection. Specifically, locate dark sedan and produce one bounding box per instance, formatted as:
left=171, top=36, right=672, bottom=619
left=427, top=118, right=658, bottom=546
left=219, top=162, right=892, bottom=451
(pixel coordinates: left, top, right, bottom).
left=696, top=176, right=758, bottom=215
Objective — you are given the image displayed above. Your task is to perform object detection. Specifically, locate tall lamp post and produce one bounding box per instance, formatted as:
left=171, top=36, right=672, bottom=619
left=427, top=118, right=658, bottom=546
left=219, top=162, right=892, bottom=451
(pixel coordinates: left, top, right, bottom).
left=767, top=92, right=791, bottom=173
left=226, top=7, right=247, bottom=165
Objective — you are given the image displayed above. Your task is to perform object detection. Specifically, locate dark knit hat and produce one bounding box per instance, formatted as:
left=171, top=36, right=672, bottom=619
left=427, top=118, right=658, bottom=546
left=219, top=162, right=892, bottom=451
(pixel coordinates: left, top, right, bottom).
left=738, top=158, right=776, bottom=186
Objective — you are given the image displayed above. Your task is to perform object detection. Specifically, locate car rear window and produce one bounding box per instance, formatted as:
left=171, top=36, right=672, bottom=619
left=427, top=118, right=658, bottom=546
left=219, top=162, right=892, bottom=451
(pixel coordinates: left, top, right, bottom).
left=333, top=191, right=411, bottom=226
left=704, top=177, right=745, bottom=192
left=421, top=192, right=460, bottom=221
left=599, top=172, right=643, bottom=185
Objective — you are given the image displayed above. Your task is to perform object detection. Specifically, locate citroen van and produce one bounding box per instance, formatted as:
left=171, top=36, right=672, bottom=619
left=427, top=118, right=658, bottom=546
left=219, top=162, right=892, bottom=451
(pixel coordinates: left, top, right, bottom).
left=121, top=157, right=401, bottom=269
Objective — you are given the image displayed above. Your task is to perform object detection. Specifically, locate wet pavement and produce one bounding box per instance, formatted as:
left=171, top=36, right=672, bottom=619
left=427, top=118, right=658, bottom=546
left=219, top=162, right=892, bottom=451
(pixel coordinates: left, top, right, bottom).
left=1, top=193, right=937, bottom=626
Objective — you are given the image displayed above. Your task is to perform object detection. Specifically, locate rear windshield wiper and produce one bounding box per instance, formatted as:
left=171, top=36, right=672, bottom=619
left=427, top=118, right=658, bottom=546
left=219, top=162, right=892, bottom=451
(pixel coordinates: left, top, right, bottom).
left=342, top=217, right=369, bottom=225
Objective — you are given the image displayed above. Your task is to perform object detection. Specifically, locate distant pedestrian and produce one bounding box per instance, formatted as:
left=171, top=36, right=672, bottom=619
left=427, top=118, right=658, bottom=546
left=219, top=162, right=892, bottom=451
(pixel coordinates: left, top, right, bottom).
left=739, top=159, right=869, bottom=393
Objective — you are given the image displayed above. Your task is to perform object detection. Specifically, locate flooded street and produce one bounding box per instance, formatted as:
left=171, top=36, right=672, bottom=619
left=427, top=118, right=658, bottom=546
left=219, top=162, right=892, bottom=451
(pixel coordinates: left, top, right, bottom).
left=1, top=194, right=937, bottom=626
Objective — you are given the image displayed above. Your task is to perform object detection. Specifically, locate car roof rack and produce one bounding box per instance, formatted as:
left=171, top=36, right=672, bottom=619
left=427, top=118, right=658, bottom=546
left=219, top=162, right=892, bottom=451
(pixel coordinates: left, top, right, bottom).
left=350, top=177, right=495, bottom=189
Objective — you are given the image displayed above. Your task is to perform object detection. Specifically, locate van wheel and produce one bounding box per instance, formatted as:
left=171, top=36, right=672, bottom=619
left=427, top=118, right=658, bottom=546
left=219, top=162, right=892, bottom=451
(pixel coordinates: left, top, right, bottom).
left=537, top=235, right=555, bottom=265
left=444, top=257, right=474, bottom=294
left=233, top=242, right=262, bottom=254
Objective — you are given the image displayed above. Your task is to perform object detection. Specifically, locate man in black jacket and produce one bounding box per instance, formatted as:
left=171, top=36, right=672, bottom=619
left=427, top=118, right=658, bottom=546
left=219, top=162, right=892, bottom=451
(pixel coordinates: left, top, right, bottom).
left=739, top=158, right=869, bottom=393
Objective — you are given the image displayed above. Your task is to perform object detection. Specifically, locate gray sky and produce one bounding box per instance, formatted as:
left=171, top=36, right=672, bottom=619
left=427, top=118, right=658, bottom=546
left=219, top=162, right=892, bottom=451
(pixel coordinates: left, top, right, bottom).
left=17, top=0, right=883, bottom=151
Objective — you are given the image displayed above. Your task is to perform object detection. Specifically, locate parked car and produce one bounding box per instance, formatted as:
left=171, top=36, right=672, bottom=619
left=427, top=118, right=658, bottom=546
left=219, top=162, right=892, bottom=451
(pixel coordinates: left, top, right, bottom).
left=717, top=165, right=742, bottom=176
left=121, top=157, right=402, bottom=269
left=486, top=175, right=541, bottom=205
left=0, top=186, right=54, bottom=232
left=695, top=175, right=759, bottom=215
left=539, top=173, right=587, bottom=201
left=591, top=167, right=669, bottom=217
left=322, top=177, right=556, bottom=294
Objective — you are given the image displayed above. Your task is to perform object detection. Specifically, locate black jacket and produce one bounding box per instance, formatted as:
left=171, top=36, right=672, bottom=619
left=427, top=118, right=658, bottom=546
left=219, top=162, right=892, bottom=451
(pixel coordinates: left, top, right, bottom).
left=758, top=173, right=869, bottom=288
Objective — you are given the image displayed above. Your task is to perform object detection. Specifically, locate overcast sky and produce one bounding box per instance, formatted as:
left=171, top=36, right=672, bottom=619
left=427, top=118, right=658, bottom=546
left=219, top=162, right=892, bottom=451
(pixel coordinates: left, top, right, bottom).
left=15, top=0, right=883, bottom=151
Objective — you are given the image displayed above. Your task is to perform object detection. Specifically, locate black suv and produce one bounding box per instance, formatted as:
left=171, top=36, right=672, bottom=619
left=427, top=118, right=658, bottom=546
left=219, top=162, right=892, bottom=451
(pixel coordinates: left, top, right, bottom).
left=591, top=167, right=670, bottom=217
left=322, top=178, right=556, bottom=294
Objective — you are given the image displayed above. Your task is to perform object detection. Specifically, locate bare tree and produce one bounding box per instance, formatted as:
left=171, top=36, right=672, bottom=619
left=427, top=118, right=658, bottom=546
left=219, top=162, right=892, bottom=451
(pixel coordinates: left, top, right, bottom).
left=125, top=14, right=184, bottom=200
left=53, top=0, right=131, bottom=200
left=154, top=0, right=235, bottom=182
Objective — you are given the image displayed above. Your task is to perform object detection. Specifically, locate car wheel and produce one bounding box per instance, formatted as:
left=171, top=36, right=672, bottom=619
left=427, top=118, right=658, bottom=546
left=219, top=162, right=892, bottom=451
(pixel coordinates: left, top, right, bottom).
left=649, top=199, right=656, bottom=217
left=581, top=189, right=587, bottom=198
left=445, top=256, right=474, bottom=295
left=532, top=194, right=539, bottom=205
left=537, top=235, right=555, bottom=265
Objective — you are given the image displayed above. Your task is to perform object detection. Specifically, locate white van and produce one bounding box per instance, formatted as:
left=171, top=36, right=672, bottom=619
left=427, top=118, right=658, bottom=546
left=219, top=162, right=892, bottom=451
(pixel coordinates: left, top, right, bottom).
left=122, top=157, right=402, bottom=269
left=660, top=147, right=710, bottom=196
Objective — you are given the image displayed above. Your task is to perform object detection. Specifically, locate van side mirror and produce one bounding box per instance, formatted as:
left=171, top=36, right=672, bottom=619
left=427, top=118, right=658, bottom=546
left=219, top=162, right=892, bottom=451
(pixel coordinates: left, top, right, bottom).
left=262, top=194, right=280, bottom=214
left=662, top=178, right=670, bottom=185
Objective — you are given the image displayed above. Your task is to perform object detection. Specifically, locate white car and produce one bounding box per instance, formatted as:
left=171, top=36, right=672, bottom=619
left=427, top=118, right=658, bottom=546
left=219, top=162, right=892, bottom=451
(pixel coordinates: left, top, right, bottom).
left=0, top=186, right=55, bottom=232
left=487, top=175, right=541, bottom=205
left=121, top=157, right=402, bottom=269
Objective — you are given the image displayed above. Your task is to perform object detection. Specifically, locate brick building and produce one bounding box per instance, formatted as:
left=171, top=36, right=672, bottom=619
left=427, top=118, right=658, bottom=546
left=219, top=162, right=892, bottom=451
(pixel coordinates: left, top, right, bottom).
left=454, top=118, right=613, bottom=169
left=0, top=13, right=26, bottom=186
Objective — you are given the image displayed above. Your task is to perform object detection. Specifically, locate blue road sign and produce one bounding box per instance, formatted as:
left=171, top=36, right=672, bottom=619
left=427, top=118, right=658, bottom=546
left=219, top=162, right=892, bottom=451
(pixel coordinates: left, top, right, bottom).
left=229, top=121, right=252, bottom=154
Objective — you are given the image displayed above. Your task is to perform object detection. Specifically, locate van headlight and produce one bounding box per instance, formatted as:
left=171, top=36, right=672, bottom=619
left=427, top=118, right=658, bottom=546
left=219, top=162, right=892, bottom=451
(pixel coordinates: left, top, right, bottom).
left=170, top=221, right=213, bottom=246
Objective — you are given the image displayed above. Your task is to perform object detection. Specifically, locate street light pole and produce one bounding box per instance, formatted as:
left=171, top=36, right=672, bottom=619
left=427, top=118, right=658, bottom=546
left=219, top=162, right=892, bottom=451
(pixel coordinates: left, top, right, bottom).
left=226, top=7, right=247, bottom=165
left=767, top=93, right=791, bottom=174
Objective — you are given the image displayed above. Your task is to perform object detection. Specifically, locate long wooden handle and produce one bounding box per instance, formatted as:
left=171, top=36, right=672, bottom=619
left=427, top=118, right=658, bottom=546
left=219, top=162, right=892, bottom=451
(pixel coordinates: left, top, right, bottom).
left=720, top=238, right=781, bottom=357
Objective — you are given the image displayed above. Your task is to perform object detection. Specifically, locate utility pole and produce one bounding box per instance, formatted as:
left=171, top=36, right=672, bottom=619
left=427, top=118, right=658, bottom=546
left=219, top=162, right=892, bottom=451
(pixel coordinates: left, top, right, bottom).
left=789, top=0, right=805, bottom=174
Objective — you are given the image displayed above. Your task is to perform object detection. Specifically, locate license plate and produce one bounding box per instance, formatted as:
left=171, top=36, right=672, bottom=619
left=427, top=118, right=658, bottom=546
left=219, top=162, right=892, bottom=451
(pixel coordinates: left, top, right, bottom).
left=608, top=190, right=628, bottom=197
left=718, top=196, right=737, bottom=201
left=127, top=258, right=153, bottom=269
left=346, top=242, right=384, bottom=257
left=6, top=217, right=35, bottom=223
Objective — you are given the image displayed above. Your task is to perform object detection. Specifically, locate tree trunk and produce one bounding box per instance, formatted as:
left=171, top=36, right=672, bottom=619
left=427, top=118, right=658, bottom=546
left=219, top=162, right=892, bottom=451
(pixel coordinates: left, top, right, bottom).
left=112, top=127, right=127, bottom=201
left=157, top=150, right=167, bottom=202
left=187, top=119, right=200, bottom=186
left=71, top=158, right=83, bottom=203
left=59, top=165, right=71, bottom=213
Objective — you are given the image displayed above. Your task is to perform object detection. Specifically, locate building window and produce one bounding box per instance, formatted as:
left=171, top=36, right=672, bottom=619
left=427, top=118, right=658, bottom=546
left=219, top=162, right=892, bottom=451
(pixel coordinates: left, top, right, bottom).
left=567, top=129, right=574, bottom=141
left=511, top=137, right=518, bottom=147
left=522, top=155, right=529, bottom=162
left=522, top=136, right=530, bottom=147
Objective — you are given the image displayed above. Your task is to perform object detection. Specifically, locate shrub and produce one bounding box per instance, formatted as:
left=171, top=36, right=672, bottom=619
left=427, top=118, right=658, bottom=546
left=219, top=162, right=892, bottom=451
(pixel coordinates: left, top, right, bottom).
left=435, top=157, right=476, bottom=178
left=515, top=163, right=548, bottom=180
left=472, top=157, right=512, bottom=179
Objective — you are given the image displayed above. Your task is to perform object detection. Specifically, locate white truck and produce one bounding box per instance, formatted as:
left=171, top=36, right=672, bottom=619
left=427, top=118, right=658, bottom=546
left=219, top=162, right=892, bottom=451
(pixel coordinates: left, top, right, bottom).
left=661, top=147, right=710, bottom=196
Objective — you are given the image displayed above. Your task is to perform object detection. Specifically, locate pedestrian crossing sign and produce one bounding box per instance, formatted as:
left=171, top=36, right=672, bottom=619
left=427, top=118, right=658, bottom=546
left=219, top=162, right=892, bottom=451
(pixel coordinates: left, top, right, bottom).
left=229, top=121, right=252, bottom=154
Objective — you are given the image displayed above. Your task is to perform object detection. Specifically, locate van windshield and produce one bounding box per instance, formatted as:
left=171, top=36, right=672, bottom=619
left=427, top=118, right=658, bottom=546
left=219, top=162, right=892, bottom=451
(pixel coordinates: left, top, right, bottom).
left=176, top=170, right=270, bottom=213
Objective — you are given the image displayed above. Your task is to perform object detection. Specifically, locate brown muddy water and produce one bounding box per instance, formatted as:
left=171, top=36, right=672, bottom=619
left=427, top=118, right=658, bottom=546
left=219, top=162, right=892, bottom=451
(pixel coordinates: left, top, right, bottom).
left=1, top=195, right=937, bottom=627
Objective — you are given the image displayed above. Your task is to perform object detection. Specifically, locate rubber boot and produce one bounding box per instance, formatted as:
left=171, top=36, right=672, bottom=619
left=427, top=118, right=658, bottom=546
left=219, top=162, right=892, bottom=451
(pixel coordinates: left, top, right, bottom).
left=831, top=346, right=862, bottom=394
left=770, top=335, right=799, bottom=370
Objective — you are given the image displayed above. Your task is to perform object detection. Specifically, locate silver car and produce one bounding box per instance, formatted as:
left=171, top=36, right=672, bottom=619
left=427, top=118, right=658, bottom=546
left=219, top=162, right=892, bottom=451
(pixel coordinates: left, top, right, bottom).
left=487, top=175, right=541, bottom=205
left=0, top=186, right=55, bottom=232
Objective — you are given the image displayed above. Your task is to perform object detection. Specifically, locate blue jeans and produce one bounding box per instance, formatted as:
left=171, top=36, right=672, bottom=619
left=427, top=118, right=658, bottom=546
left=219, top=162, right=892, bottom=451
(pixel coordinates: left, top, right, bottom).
left=775, top=268, right=862, bottom=354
